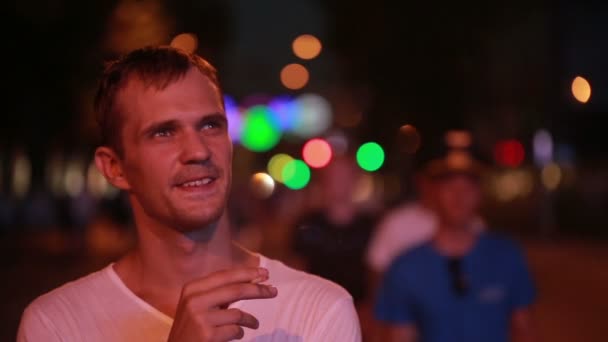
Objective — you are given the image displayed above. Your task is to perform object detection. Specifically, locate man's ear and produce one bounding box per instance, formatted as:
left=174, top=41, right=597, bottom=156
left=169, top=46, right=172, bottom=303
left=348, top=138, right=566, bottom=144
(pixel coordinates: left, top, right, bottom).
left=94, top=147, right=131, bottom=191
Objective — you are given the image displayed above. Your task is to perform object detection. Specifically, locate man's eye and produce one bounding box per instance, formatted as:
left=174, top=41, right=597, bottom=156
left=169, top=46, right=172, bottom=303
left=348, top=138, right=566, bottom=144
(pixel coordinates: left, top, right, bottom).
left=202, top=121, right=223, bottom=130
left=153, top=129, right=173, bottom=137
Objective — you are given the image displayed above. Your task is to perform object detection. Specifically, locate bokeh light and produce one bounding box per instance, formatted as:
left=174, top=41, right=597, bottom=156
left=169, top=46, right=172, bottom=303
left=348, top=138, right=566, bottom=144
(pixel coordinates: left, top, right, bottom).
left=240, top=105, right=281, bottom=152
left=352, top=174, right=375, bottom=203
left=493, top=169, right=534, bottom=202
left=356, top=142, right=385, bottom=172
left=571, top=76, right=591, bottom=103
left=292, top=93, right=333, bottom=138
left=267, top=154, right=294, bottom=183
left=12, top=151, right=31, bottom=199
left=302, top=139, right=333, bottom=168
left=282, top=159, right=311, bottom=190
left=541, top=163, right=562, bottom=190
left=170, top=33, right=198, bottom=53
left=250, top=172, right=275, bottom=199
left=269, top=95, right=298, bottom=131
left=280, top=63, right=309, bottom=90
left=399, top=124, right=421, bottom=154
left=292, top=34, right=322, bottom=60
left=494, top=139, right=525, bottom=168
left=533, top=129, right=553, bottom=167
left=224, top=95, right=242, bottom=142
left=64, top=159, right=85, bottom=197
left=445, top=130, right=472, bottom=148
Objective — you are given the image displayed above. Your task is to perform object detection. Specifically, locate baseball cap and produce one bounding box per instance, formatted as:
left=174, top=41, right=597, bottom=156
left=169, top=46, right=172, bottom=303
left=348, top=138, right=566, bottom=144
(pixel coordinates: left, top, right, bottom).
left=415, top=129, right=487, bottom=179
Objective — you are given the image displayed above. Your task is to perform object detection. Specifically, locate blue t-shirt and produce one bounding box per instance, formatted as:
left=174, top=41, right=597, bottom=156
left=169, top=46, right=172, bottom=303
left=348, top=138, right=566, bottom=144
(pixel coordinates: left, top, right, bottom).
left=374, top=232, right=535, bottom=342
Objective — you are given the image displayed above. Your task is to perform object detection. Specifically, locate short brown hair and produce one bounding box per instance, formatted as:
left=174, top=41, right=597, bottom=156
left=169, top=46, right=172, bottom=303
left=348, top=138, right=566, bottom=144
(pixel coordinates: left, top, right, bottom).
left=94, top=46, right=223, bottom=156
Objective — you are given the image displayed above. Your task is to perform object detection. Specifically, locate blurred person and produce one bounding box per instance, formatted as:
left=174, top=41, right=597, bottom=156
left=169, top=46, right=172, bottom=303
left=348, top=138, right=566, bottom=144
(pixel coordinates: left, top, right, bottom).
left=366, top=171, right=436, bottom=278
left=366, top=131, right=485, bottom=283
left=292, top=155, right=377, bottom=305
left=18, top=46, right=360, bottom=341
left=374, top=135, right=536, bottom=342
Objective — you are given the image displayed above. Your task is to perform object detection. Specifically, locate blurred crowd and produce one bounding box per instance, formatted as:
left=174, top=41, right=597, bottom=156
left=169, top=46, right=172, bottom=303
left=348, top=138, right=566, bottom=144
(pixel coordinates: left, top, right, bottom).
left=228, top=129, right=536, bottom=341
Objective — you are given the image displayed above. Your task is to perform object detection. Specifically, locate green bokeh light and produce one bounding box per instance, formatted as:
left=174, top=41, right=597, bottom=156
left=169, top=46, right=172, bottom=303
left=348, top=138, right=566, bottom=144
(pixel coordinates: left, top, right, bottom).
left=240, top=105, right=281, bottom=152
left=282, top=159, right=311, bottom=190
left=356, top=142, right=385, bottom=172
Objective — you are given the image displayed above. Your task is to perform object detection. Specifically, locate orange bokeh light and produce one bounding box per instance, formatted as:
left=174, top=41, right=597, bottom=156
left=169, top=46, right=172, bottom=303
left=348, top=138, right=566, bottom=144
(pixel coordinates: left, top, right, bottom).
left=170, top=33, right=198, bottom=53
left=292, top=34, right=322, bottom=60
left=571, top=76, right=591, bottom=103
left=280, top=63, right=309, bottom=90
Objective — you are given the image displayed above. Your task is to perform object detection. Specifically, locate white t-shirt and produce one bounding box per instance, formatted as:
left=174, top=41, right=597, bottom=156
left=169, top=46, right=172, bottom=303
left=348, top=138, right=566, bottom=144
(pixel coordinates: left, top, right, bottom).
left=366, top=202, right=437, bottom=273
left=17, top=255, right=361, bottom=342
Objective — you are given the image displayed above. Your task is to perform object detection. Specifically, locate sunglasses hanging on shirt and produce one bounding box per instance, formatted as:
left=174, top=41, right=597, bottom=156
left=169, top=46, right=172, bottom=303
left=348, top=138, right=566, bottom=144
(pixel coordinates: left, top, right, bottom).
left=447, top=257, right=469, bottom=296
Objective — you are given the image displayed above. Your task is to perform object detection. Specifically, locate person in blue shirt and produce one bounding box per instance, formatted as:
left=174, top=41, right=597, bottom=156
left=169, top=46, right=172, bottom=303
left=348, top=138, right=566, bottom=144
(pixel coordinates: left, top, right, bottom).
left=374, top=130, right=536, bottom=342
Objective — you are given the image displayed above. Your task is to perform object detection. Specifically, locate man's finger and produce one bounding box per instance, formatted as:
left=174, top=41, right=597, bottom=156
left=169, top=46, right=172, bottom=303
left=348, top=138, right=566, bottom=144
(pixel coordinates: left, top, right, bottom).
left=213, top=325, right=245, bottom=341
left=181, top=267, right=269, bottom=298
left=209, top=308, right=259, bottom=330
left=202, top=283, right=278, bottom=308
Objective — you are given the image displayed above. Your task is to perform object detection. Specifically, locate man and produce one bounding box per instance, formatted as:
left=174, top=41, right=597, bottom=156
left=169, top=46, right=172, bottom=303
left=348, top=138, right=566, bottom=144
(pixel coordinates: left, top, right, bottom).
left=18, top=46, right=360, bottom=341
left=366, top=130, right=484, bottom=284
left=374, top=135, right=536, bottom=342
left=292, top=154, right=376, bottom=305
left=365, top=171, right=436, bottom=276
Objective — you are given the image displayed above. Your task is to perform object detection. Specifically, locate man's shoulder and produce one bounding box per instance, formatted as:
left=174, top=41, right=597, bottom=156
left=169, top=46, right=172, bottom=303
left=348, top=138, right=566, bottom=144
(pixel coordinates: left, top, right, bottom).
left=19, top=265, right=116, bottom=339
left=251, top=255, right=359, bottom=340
left=262, top=255, right=352, bottom=302
left=25, top=265, right=113, bottom=316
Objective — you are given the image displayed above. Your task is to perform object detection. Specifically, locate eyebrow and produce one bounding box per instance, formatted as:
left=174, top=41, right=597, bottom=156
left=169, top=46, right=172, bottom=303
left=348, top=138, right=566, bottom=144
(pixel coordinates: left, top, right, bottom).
left=196, top=113, right=228, bottom=128
left=140, top=119, right=180, bottom=138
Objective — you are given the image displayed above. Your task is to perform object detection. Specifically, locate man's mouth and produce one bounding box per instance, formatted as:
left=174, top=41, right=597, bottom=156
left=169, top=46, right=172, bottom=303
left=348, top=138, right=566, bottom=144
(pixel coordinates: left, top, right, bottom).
left=179, top=177, right=215, bottom=187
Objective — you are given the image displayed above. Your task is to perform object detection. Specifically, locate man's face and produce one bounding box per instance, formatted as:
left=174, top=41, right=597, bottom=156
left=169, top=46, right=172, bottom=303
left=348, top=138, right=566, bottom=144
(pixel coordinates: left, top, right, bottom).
left=114, top=67, right=232, bottom=232
left=433, top=174, right=480, bottom=228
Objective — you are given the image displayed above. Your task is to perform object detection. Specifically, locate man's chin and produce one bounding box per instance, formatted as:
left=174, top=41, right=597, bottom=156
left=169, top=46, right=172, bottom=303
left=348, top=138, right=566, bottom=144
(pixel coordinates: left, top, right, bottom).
left=173, top=212, right=224, bottom=240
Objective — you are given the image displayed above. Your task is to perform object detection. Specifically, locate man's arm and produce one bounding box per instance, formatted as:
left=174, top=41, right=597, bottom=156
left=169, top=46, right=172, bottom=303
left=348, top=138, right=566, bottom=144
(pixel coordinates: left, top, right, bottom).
left=511, top=307, right=535, bottom=342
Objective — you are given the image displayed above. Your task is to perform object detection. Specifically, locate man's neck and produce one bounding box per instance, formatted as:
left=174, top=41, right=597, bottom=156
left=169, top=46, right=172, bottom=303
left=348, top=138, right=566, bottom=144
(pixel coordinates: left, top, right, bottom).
left=327, top=201, right=357, bottom=226
left=113, top=214, right=258, bottom=317
left=432, top=222, right=479, bottom=257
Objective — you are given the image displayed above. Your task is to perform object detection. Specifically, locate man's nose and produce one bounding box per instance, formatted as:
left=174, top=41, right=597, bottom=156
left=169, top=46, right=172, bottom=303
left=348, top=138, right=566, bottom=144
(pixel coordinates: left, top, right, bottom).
left=179, top=129, right=211, bottom=164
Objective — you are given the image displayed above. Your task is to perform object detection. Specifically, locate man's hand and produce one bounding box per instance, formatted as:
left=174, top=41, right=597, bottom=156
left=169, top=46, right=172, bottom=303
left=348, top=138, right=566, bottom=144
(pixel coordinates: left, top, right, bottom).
left=167, top=267, right=277, bottom=342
